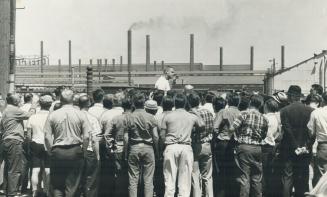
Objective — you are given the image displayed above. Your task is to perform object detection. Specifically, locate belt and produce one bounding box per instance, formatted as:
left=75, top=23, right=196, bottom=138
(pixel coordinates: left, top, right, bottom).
left=166, top=142, right=191, bottom=146
left=130, top=141, right=153, bottom=146
left=318, top=141, right=327, bottom=145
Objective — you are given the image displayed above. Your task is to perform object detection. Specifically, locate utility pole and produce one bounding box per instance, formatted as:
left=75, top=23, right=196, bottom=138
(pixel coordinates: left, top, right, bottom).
left=8, top=0, right=16, bottom=93
left=0, top=0, right=11, bottom=96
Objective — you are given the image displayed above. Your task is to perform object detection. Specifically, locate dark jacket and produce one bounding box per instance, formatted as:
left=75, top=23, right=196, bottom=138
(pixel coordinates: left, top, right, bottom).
left=280, top=101, right=314, bottom=158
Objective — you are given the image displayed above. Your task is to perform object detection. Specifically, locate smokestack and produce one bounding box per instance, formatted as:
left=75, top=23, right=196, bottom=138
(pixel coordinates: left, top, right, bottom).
left=68, top=40, right=72, bottom=73
left=190, top=34, right=194, bottom=71
left=154, top=61, right=157, bottom=71
left=250, top=46, right=254, bottom=70
left=281, top=45, right=285, bottom=70
left=219, top=47, right=223, bottom=71
left=128, top=30, right=132, bottom=86
left=112, top=58, right=115, bottom=71
left=120, top=56, right=123, bottom=72
left=146, top=35, right=150, bottom=72
left=40, top=41, right=44, bottom=75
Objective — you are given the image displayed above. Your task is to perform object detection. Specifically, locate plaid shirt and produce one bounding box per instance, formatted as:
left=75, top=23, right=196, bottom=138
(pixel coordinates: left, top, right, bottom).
left=191, top=108, right=214, bottom=143
left=231, top=108, right=268, bottom=145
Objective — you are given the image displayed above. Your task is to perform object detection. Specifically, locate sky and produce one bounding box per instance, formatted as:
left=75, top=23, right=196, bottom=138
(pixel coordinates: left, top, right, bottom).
left=15, top=0, right=327, bottom=70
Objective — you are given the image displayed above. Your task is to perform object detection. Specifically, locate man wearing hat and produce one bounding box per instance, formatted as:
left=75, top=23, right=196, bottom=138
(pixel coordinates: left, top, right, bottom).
left=280, top=85, right=314, bottom=197
left=26, top=95, right=53, bottom=197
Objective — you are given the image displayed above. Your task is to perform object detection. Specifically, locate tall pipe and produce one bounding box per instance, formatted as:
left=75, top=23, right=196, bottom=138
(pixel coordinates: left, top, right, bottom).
left=105, top=59, right=108, bottom=72
left=120, top=56, right=123, bottom=72
left=68, top=40, right=72, bottom=73
left=146, top=35, right=150, bottom=72
left=78, top=59, right=81, bottom=75
left=86, top=66, right=93, bottom=97
left=281, top=45, right=285, bottom=70
left=161, top=60, right=164, bottom=71
left=190, top=34, right=194, bottom=71
left=250, top=46, right=254, bottom=70
left=112, top=58, right=116, bottom=71
left=40, top=41, right=44, bottom=75
left=219, top=47, right=223, bottom=71
left=128, top=30, right=132, bottom=86
left=154, top=61, right=157, bottom=71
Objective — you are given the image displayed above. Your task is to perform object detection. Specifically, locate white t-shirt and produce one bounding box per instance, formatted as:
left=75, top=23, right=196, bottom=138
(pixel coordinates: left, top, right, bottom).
left=27, top=110, right=50, bottom=144
left=155, top=76, right=170, bottom=92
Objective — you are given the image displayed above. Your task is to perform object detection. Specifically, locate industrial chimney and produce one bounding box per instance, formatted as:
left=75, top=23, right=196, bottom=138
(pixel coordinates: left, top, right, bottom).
left=146, top=35, right=150, bottom=72
left=281, top=45, right=285, bottom=70
left=127, top=30, right=132, bottom=86
left=190, top=34, right=194, bottom=71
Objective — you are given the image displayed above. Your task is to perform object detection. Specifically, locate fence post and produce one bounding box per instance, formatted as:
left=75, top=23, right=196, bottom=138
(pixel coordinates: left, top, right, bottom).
left=86, top=66, right=93, bottom=97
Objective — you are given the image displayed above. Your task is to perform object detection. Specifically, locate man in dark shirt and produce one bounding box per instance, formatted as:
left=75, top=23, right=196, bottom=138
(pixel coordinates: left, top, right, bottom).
left=230, top=94, right=268, bottom=197
left=44, top=89, right=90, bottom=197
left=124, top=93, right=158, bottom=197
left=280, top=85, right=314, bottom=197
left=0, top=93, right=35, bottom=196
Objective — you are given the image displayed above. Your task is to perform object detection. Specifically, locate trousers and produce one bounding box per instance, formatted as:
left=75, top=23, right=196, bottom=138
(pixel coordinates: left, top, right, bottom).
left=50, top=145, right=84, bottom=197
left=82, top=150, right=100, bottom=197
left=163, top=144, right=193, bottom=197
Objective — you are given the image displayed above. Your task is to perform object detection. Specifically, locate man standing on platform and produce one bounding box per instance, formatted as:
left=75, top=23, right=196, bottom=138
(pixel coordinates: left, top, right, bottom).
left=44, top=89, right=90, bottom=197
left=155, top=67, right=175, bottom=94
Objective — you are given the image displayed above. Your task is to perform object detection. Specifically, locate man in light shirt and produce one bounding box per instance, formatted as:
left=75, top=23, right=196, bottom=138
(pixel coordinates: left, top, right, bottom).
left=27, top=95, right=53, bottom=197
left=308, top=92, right=327, bottom=186
left=155, top=67, right=175, bottom=93
left=89, top=89, right=106, bottom=120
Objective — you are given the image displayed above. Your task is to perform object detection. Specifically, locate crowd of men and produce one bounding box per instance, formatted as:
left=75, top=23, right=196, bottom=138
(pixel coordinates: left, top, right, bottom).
left=0, top=81, right=326, bottom=197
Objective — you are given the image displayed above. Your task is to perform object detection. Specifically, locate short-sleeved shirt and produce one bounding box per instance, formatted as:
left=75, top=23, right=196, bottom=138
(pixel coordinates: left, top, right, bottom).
left=43, top=105, right=91, bottom=148
left=104, top=112, right=131, bottom=153
left=155, top=76, right=170, bottom=92
left=190, top=108, right=214, bottom=143
left=308, top=106, right=327, bottom=143
left=231, top=108, right=268, bottom=145
left=214, top=106, right=240, bottom=141
left=263, top=112, right=281, bottom=146
left=127, top=109, right=157, bottom=145
left=0, top=105, right=33, bottom=142
left=83, top=111, right=101, bottom=151
left=161, top=108, right=204, bottom=145
left=27, top=110, right=50, bottom=144
left=100, top=107, right=124, bottom=134
left=89, top=103, right=106, bottom=120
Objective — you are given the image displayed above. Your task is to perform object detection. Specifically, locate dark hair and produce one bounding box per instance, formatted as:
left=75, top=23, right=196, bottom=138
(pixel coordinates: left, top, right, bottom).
left=312, top=84, right=323, bottom=95
left=133, top=93, right=145, bottom=109
left=227, top=93, right=240, bottom=107
left=213, top=97, right=226, bottom=112
left=6, top=93, right=15, bottom=105
left=187, top=93, right=200, bottom=108
left=249, top=95, right=264, bottom=109
left=24, top=93, right=33, bottom=103
left=54, top=87, right=62, bottom=98
left=264, top=99, right=279, bottom=113
left=121, top=98, right=132, bottom=110
left=93, top=89, right=105, bottom=103
left=153, top=90, right=164, bottom=106
left=79, top=95, right=91, bottom=109
left=205, top=93, right=214, bottom=103
left=174, top=93, right=186, bottom=109
left=239, top=92, right=251, bottom=111
left=103, top=94, right=114, bottom=109
left=53, top=102, right=62, bottom=111
left=73, top=94, right=80, bottom=106
left=162, top=96, right=174, bottom=111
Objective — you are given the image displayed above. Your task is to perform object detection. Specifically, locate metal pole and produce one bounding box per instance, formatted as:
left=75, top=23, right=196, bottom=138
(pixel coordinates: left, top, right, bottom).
left=58, top=59, right=61, bottom=77
left=41, top=41, right=44, bottom=75
left=154, top=61, right=157, bottom=71
left=250, top=46, right=254, bottom=70
left=219, top=47, right=223, bottom=71
left=78, top=59, right=81, bottom=77
left=86, top=66, right=93, bottom=97
left=161, top=60, right=164, bottom=71
left=68, top=40, right=72, bottom=74
left=190, top=34, right=194, bottom=71
left=8, top=0, right=16, bottom=93
left=281, top=45, right=285, bottom=70
left=128, top=30, right=132, bottom=86
left=146, top=35, right=150, bottom=72
left=120, top=56, right=123, bottom=72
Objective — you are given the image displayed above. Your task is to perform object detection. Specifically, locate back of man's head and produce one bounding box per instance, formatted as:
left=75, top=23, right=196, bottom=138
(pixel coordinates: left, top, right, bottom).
left=93, top=89, right=105, bottom=103
left=121, top=98, right=132, bottom=111
left=24, top=93, right=33, bottom=103
left=213, top=97, right=226, bottom=112
left=103, top=94, right=114, bottom=109
left=321, top=92, right=327, bottom=105
left=187, top=93, right=200, bottom=108
left=249, top=94, right=264, bottom=109
left=227, top=93, right=240, bottom=107
left=133, top=93, right=145, bottom=109
left=60, top=89, right=74, bottom=105
left=6, top=93, right=21, bottom=106
left=73, top=94, right=81, bottom=106
left=205, top=93, right=214, bottom=104
left=174, top=93, right=186, bottom=109
left=311, top=84, right=323, bottom=95
left=39, top=95, right=53, bottom=110
left=79, top=95, right=91, bottom=109
left=162, top=96, right=174, bottom=111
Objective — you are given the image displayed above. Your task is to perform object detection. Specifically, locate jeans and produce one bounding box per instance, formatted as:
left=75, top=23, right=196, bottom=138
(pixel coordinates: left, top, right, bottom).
left=191, top=142, right=213, bottom=197
left=163, top=144, right=193, bottom=197
left=281, top=154, right=310, bottom=197
left=128, top=143, right=155, bottom=197
left=50, top=145, right=84, bottom=197
left=82, top=150, right=100, bottom=197
left=234, top=144, right=262, bottom=197
left=3, top=139, right=27, bottom=196
left=313, top=143, right=327, bottom=186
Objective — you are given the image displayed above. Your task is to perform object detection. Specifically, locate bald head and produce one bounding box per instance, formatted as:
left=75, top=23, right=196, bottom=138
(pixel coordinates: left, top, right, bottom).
left=79, top=95, right=91, bottom=109
left=60, top=89, right=74, bottom=105
left=6, top=93, right=21, bottom=106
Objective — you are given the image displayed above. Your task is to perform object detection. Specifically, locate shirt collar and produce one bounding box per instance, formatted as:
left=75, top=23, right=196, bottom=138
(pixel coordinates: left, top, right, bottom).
left=61, top=104, right=74, bottom=109
left=94, top=103, right=103, bottom=107
left=134, top=108, right=145, bottom=112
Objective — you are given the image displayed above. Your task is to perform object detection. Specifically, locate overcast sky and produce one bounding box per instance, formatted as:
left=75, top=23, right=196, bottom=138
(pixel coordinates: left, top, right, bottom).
left=16, top=0, right=327, bottom=70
